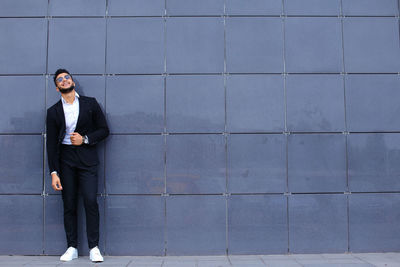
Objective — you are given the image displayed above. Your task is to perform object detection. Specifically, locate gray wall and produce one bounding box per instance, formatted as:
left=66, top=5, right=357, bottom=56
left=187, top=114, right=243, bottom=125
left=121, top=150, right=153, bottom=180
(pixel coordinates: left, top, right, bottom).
left=0, top=0, right=400, bottom=256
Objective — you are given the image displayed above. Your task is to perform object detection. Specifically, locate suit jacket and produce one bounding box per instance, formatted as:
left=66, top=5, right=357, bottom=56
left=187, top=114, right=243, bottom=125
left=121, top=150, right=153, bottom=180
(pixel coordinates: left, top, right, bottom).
left=46, top=95, right=109, bottom=174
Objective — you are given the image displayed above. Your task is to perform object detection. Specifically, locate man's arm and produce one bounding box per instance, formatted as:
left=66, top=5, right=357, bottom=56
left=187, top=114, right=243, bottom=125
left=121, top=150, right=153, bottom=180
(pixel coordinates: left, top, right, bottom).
left=46, top=109, right=60, bottom=174
left=46, top=109, right=63, bottom=191
left=85, top=98, right=109, bottom=145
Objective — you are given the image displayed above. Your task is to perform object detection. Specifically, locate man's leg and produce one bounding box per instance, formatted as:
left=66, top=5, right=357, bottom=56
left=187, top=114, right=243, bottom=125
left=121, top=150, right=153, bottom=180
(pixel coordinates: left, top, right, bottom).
left=78, top=165, right=99, bottom=249
left=59, top=161, right=78, bottom=248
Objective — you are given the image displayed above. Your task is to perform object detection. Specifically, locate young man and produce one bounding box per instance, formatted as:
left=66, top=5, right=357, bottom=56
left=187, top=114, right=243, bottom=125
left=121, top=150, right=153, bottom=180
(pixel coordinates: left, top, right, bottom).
left=46, top=69, right=109, bottom=262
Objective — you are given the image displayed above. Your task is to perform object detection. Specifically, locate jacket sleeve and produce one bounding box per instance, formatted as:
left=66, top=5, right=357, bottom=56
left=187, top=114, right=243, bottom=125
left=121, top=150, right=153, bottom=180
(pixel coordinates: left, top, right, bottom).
left=86, top=98, right=109, bottom=145
left=46, top=109, right=60, bottom=174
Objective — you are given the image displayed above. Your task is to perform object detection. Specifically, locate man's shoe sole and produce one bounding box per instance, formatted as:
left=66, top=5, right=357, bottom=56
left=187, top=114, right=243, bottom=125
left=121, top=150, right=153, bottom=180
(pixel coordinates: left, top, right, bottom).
left=60, top=255, right=78, bottom=262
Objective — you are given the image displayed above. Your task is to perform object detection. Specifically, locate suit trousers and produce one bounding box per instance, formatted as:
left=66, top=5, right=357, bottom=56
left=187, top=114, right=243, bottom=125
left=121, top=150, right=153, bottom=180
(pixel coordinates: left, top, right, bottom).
left=59, top=145, right=99, bottom=249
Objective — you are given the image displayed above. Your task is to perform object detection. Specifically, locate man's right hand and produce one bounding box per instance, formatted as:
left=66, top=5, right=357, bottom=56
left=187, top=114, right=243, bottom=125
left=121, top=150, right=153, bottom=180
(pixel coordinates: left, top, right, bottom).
left=51, top=173, right=63, bottom=191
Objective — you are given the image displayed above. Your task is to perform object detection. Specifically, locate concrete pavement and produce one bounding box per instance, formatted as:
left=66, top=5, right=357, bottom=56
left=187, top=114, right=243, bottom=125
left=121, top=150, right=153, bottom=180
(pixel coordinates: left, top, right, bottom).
left=1, top=252, right=400, bottom=267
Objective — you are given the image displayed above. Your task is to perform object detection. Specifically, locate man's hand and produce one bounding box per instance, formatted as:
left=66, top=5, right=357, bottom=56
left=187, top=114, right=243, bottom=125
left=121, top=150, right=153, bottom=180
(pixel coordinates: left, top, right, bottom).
left=70, top=132, right=83, bottom=146
left=51, top=173, right=63, bottom=191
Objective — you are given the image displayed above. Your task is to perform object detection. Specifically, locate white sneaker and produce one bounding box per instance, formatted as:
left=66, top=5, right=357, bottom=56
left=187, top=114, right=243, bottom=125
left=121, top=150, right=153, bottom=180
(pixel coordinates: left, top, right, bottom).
left=60, top=247, right=78, bottom=261
left=89, top=246, right=104, bottom=262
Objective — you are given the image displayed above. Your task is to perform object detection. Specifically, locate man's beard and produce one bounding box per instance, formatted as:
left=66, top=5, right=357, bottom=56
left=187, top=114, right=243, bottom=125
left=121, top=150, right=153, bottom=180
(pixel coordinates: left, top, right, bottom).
left=59, top=84, right=75, bottom=94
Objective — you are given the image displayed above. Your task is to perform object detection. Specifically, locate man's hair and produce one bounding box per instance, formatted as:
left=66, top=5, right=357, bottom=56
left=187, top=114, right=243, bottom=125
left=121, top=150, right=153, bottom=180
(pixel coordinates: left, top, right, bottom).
left=53, top=68, right=73, bottom=86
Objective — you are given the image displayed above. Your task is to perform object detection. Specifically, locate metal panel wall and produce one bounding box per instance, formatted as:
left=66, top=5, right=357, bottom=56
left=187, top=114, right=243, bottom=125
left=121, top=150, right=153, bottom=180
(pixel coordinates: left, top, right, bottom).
left=0, top=0, right=399, bottom=255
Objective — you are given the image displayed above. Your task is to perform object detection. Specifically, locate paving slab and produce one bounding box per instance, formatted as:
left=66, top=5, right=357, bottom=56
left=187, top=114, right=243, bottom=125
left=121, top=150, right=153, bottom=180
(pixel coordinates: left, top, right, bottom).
left=197, top=256, right=228, bottom=261
left=289, top=254, right=326, bottom=260
left=197, top=262, right=232, bottom=267
left=1, top=253, right=400, bottom=267
left=326, top=259, right=368, bottom=264
left=228, top=255, right=262, bottom=260
left=321, top=254, right=358, bottom=259
left=302, top=264, right=375, bottom=267
left=260, top=255, right=293, bottom=260
left=353, top=253, right=394, bottom=260
left=261, top=259, right=303, bottom=267
left=128, top=264, right=162, bottom=267
left=229, top=260, right=264, bottom=263
left=267, top=263, right=303, bottom=267
left=296, top=258, right=366, bottom=264
left=198, top=259, right=231, bottom=264
left=132, top=256, right=164, bottom=261
left=371, top=264, right=400, bottom=267
left=352, top=254, right=400, bottom=266
left=162, top=263, right=197, bottom=267
left=0, top=261, right=31, bottom=266
left=385, top=252, right=400, bottom=260
left=231, top=265, right=265, bottom=267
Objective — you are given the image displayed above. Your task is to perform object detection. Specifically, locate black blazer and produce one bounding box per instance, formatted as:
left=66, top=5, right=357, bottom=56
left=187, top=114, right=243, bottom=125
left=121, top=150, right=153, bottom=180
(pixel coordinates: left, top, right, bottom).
left=46, top=95, right=109, bottom=174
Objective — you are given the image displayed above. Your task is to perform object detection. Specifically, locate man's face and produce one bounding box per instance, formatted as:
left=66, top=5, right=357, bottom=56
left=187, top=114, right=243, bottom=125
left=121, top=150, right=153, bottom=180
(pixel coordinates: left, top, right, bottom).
left=56, top=72, right=75, bottom=92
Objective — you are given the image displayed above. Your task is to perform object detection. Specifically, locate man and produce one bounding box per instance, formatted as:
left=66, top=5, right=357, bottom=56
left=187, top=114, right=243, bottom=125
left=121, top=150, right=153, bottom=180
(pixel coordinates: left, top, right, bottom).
left=46, top=69, right=109, bottom=262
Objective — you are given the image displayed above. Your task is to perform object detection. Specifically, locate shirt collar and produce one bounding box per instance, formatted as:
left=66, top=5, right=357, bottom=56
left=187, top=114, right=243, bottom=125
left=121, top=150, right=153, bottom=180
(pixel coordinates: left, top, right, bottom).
left=61, top=92, right=80, bottom=105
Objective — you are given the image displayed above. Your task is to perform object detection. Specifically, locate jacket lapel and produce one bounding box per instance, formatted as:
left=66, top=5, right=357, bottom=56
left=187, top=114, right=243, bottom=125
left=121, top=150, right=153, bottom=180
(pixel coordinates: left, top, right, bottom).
left=75, top=96, right=86, bottom=131
left=55, top=100, right=66, bottom=140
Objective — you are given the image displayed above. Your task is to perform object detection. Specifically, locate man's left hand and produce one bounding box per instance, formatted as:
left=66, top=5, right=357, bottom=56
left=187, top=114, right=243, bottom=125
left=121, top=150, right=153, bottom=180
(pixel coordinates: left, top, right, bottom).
left=70, top=132, right=83, bottom=146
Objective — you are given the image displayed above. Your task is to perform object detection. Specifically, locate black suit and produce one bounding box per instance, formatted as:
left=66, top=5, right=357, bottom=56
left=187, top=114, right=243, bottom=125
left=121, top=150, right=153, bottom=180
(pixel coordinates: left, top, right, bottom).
left=46, top=95, right=109, bottom=249
left=47, top=96, right=109, bottom=172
